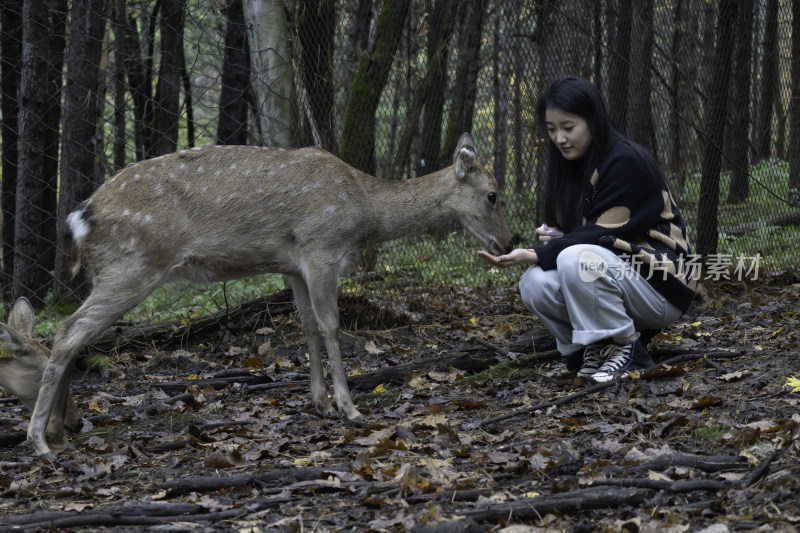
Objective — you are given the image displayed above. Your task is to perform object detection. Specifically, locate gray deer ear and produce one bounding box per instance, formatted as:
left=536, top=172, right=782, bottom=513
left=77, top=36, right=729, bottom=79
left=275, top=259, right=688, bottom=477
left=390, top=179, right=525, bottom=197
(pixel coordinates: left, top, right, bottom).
left=453, top=133, right=477, bottom=180
left=6, top=297, right=35, bottom=337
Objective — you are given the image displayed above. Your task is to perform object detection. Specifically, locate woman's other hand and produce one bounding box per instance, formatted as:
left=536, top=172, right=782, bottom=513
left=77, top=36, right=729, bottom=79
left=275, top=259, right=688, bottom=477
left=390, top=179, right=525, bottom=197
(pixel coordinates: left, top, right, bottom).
left=536, top=224, right=564, bottom=244
left=478, top=248, right=538, bottom=268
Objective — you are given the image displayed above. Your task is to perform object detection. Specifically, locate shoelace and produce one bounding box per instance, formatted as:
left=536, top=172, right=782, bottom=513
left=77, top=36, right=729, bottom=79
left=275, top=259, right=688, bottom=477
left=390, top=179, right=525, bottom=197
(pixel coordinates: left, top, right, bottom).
left=597, top=342, right=633, bottom=372
left=581, top=344, right=608, bottom=370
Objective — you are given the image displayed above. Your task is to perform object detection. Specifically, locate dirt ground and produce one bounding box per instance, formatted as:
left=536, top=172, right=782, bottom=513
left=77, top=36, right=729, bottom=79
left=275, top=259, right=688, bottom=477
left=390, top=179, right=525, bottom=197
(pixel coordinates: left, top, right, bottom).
left=1, top=275, right=799, bottom=532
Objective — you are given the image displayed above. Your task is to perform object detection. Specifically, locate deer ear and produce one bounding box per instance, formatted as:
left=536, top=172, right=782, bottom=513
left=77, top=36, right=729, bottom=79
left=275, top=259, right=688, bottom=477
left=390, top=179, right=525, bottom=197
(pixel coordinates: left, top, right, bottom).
left=453, top=133, right=476, bottom=180
left=6, top=297, right=35, bottom=337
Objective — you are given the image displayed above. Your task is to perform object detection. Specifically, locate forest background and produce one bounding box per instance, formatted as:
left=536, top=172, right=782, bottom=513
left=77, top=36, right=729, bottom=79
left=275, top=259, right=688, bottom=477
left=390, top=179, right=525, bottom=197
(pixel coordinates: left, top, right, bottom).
left=1, top=0, right=799, bottom=322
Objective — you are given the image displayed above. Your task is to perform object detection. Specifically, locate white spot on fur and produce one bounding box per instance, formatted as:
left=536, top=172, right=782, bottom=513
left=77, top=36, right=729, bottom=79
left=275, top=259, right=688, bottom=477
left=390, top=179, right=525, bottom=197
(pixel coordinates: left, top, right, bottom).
left=197, top=166, right=205, bottom=173
left=325, top=206, right=337, bottom=216
left=122, top=209, right=130, bottom=216
left=144, top=214, right=153, bottom=223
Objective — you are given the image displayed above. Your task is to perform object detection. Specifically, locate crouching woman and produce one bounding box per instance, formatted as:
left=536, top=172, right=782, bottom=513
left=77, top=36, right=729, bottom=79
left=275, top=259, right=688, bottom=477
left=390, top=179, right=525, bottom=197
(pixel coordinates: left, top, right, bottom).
left=480, top=77, right=697, bottom=382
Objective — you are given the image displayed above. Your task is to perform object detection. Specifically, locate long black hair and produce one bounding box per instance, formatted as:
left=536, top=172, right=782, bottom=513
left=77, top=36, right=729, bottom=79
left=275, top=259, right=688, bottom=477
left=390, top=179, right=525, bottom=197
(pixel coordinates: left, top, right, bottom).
left=536, top=77, right=623, bottom=232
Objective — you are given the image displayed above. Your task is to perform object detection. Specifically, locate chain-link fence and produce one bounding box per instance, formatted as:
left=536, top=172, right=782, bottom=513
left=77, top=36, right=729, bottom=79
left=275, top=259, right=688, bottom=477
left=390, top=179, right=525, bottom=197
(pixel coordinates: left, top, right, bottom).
left=1, top=0, right=797, bottom=326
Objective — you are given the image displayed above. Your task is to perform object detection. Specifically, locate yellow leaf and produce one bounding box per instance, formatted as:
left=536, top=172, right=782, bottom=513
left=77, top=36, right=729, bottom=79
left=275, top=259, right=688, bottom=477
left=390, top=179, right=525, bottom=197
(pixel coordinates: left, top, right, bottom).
left=521, top=491, right=540, bottom=498
left=88, top=400, right=107, bottom=413
left=187, top=374, right=200, bottom=380
left=373, top=383, right=387, bottom=393
left=469, top=315, right=478, bottom=326
left=770, top=326, right=786, bottom=339
left=785, top=376, right=800, bottom=393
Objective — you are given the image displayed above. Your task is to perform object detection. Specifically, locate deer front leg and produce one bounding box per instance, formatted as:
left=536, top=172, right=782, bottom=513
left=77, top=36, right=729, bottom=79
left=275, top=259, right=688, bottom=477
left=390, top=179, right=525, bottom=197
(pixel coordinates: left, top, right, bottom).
left=304, top=269, right=364, bottom=422
left=286, top=274, right=336, bottom=417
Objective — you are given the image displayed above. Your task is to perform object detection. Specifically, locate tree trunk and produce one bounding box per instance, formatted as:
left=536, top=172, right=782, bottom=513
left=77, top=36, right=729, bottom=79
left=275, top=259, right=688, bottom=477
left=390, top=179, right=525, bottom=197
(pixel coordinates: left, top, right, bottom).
left=726, top=0, right=754, bottom=204
left=753, top=0, right=778, bottom=161
left=13, top=0, right=58, bottom=304
left=607, top=0, right=633, bottom=130
left=1, top=0, right=23, bottom=300
left=667, top=0, right=700, bottom=200
left=54, top=0, right=108, bottom=302
left=242, top=0, right=296, bottom=148
left=696, top=0, right=738, bottom=258
left=790, top=0, right=800, bottom=193
left=113, top=0, right=128, bottom=170
left=339, top=0, right=410, bottom=172
left=123, top=3, right=153, bottom=161
left=414, top=0, right=457, bottom=176
left=441, top=0, right=486, bottom=169
left=297, top=0, right=336, bottom=151
left=492, top=0, right=516, bottom=191
left=626, top=0, right=655, bottom=154
left=340, top=0, right=373, bottom=121
left=217, top=0, right=250, bottom=146
left=152, top=0, right=186, bottom=156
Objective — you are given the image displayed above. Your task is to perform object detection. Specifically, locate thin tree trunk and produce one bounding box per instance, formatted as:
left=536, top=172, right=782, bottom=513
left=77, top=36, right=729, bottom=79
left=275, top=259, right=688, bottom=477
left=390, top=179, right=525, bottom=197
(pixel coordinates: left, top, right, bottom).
left=297, top=0, right=336, bottom=151
left=626, top=0, right=655, bottom=154
left=113, top=0, right=128, bottom=170
left=789, top=0, right=800, bottom=194
left=340, top=0, right=372, bottom=121
left=1, top=0, right=23, bottom=300
left=492, top=0, right=515, bottom=191
left=415, top=0, right=457, bottom=176
left=339, top=0, right=410, bottom=173
left=54, top=0, right=108, bottom=302
left=697, top=0, right=738, bottom=258
left=14, top=0, right=57, bottom=304
left=217, top=0, right=250, bottom=146
left=607, top=0, right=632, bottom=130
left=242, top=0, right=296, bottom=148
left=441, top=0, right=487, bottom=169
left=726, top=0, right=754, bottom=204
left=753, top=0, right=778, bottom=161
left=152, top=0, right=186, bottom=156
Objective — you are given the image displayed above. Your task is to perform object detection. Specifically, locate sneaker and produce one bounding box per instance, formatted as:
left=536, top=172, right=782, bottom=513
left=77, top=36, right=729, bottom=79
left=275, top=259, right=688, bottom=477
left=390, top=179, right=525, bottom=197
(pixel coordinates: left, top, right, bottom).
left=577, top=341, right=610, bottom=378
left=592, top=334, right=652, bottom=382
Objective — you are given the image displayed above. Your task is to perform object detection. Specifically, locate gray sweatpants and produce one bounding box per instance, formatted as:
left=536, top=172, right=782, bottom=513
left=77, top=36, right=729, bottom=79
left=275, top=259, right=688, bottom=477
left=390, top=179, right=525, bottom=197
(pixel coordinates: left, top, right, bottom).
left=519, top=244, right=683, bottom=356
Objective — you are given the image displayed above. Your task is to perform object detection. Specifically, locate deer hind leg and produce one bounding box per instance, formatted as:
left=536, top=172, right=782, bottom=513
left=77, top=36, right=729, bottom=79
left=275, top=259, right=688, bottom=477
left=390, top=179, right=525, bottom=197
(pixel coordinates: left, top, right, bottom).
left=286, top=273, right=336, bottom=417
left=303, top=267, right=364, bottom=421
left=28, top=266, right=169, bottom=459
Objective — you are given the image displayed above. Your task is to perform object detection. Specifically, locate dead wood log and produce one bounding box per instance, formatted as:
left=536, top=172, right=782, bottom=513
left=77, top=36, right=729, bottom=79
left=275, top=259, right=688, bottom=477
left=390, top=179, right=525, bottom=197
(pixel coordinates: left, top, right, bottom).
left=590, top=478, right=729, bottom=492
left=162, top=465, right=352, bottom=495
left=460, top=486, right=651, bottom=522
left=83, top=289, right=297, bottom=354
left=347, top=344, right=503, bottom=391
left=603, top=452, right=750, bottom=475
left=1, top=498, right=291, bottom=529
left=721, top=210, right=800, bottom=236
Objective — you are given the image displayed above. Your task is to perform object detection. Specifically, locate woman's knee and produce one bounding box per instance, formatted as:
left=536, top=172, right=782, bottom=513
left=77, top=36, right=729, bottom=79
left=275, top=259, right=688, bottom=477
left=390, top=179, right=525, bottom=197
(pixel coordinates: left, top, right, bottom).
left=519, top=266, right=559, bottom=313
left=556, top=244, right=613, bottom=286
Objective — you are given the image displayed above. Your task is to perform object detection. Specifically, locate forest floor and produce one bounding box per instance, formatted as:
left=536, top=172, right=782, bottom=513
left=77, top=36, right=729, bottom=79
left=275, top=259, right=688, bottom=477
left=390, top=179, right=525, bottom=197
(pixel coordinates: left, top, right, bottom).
left=1, top=274, right=799, bottom=532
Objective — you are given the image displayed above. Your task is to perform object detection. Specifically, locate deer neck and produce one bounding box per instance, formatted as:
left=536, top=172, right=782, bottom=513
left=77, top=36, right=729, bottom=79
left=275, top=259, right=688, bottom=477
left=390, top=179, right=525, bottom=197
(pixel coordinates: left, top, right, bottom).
left=364, top=168, right=456, bottom=244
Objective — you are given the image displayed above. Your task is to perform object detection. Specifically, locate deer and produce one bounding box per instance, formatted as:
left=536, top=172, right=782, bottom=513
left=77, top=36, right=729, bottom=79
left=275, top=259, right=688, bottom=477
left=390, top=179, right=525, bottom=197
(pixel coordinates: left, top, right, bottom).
left=2, top=132, right=512, bottom=459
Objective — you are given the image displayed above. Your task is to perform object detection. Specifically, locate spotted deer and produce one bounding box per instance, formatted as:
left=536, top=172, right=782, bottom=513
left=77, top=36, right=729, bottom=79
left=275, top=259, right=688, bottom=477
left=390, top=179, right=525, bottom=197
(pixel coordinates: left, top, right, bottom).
left=5, top=133, right=511, bottom=459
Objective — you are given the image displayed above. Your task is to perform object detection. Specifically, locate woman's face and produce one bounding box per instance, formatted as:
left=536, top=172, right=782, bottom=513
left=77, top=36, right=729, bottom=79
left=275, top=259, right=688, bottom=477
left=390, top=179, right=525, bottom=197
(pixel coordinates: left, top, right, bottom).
left=545, top=108, right=592, bottom=160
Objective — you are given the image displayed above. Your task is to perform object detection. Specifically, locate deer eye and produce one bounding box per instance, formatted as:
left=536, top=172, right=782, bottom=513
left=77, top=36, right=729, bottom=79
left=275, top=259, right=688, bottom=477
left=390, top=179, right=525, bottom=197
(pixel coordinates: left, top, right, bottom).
left=487, top=192, right=497, bottom=205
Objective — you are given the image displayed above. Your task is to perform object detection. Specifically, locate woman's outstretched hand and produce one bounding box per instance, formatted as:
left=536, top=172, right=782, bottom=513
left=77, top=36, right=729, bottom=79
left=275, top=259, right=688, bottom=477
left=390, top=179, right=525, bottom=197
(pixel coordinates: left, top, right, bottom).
left=478, top=248, right=538, bottom=268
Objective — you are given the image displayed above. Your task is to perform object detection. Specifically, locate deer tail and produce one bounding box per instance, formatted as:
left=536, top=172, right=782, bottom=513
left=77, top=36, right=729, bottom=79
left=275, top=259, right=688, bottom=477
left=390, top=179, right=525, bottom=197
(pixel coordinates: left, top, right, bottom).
left=66, top=203, right=95, bottom=279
